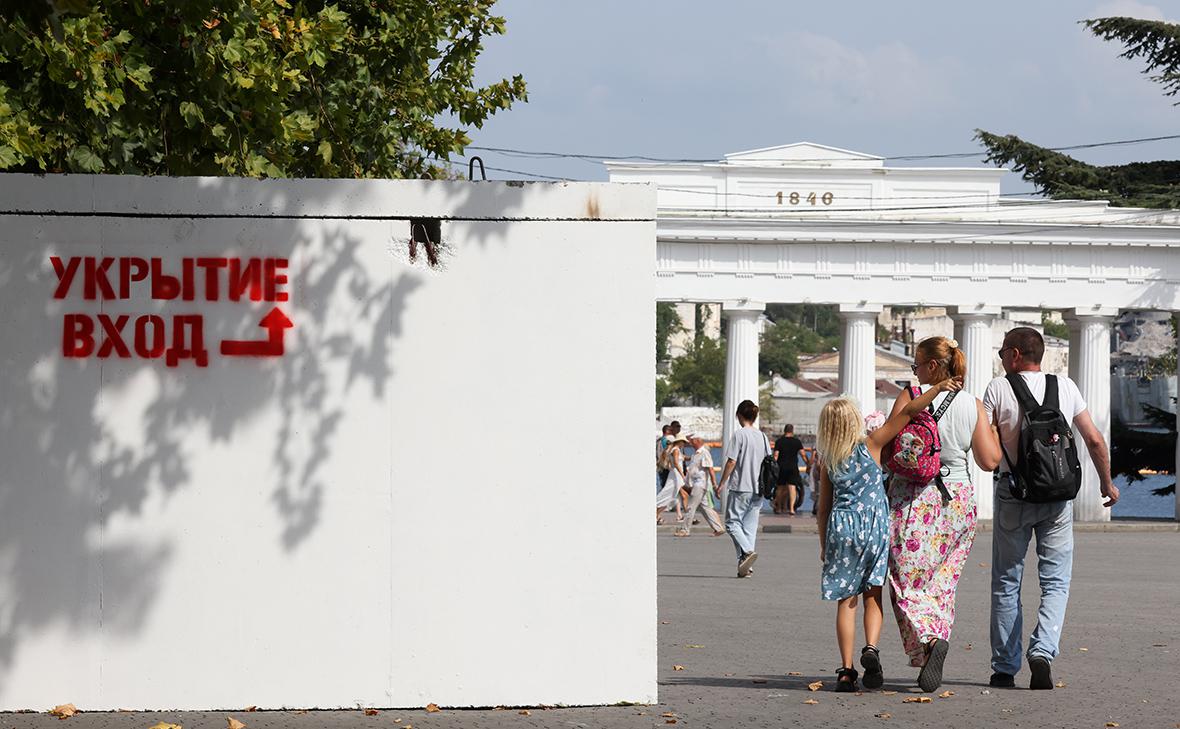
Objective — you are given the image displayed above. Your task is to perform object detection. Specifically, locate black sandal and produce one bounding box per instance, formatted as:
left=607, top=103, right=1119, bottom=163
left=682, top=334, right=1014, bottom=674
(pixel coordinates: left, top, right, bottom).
left=918, top=639, right=949, bottom=693
left=835, top=666, right=859, bottom=692
left=860, top=644, right=884, bottom=689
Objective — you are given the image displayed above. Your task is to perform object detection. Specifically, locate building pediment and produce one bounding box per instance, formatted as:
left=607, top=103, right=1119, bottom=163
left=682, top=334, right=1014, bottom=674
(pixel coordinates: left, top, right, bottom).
left=724, top=142, right=884, bottom=168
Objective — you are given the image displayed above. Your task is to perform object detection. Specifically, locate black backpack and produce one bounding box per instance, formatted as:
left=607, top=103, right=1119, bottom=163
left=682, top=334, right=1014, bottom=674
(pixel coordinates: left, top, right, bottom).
left=999, top=373, right=1082, bottom=503
left=758, top=435, right=779, bottom=500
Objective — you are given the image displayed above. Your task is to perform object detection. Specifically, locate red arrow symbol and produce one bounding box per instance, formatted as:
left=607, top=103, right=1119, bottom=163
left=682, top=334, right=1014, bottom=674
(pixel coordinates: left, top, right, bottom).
left=220, top=306, right=294, bottom=357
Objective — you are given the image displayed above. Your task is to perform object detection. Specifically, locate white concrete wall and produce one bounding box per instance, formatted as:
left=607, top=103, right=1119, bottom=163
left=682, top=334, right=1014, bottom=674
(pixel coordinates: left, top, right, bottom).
left=0, top=175, right=656, bottom=710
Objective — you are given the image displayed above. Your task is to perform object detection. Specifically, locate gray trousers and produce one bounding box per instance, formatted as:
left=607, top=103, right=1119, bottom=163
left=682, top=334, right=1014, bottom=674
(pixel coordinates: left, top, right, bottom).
left=681, top=485, right=723, bottom=534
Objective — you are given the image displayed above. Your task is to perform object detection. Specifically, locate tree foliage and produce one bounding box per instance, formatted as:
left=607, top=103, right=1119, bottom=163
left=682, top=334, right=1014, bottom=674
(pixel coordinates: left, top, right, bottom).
left=759, top=318, right=833, bottom=378
left=0, top=0, right=526, bottom=177
left=1041, top=312, right=1070, bottom=340
left=1111, top=404, right=1176, bottom=495
left=665, top=336, right=725, bottom=407
left=976, top=17, right=1180, bottom=209
left=656, top=302, right=683, bottom=363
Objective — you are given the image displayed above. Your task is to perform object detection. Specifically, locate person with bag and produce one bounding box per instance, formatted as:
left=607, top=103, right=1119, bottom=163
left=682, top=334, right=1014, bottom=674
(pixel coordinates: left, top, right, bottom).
left=655, top=433, right=690, bottom=524
left=715, top=400, right=772, bottom=577
left=815, top=376, right=963, bottom=692
left=983, top=327, right=1119, bottom=691
left=884, top=336, right=1001, bottom=692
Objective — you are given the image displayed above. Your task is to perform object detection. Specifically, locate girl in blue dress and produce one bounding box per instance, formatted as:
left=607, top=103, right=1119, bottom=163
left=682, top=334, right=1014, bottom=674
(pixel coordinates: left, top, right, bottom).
left=815, top=377, right=961, bottom=692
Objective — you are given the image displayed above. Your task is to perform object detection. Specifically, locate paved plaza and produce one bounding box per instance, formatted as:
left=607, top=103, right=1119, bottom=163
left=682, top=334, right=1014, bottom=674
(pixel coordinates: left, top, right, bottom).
left=3, top=529, right=1177, bottom=728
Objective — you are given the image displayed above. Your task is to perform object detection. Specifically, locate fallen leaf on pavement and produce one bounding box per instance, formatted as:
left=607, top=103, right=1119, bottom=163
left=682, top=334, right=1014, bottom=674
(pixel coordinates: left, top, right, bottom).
left=752, top=679, right=767, bottom=684
left=938, top=690, right=954, bottom=698
left=1105, top=723, right=1119, bottom=727
left=802, top=699, right=819, bottom=705
left=661, top=712, right=676, bottom=718
left=1055, top=681, right=1066, bottom=688
left=665, top=721, right=677, bottom=725
left=227, top=719, right=245, bottom=729
left=292, top=711, right=307, bottom=716
left=876, top=712, right=892, bottom=720
left=425, top=704, right=440, bottom=713
left=1152, top=643, right=1167, bottom=647
left=660, top=620, right=670, bottom=625
left=518, top=710, right=530, bottom=716
left=808, top=681, right=823, bottom=692
left=978, top=562, right=988, bottom=567
left=964, top=644, right=973, bottom=651
left=363, top=709, right=379, bottom=716
left=902, top=696, right=932, bottom=704
left=787, top=672, right=803, bottom=676
left=724, top=673, right=735, bottom=677
left=672, top=665, right=685, bottom=671
left=245, top=707, right=258, bottom=712
left=50, top=704, right=78, bottom=720
left=1079, top=647, right=1089, bottom=652
left=686, top=644, right=705, bottom=649
left=148, top=724, right=181, bottom=729
left=881, top=691, right=898, bottom=696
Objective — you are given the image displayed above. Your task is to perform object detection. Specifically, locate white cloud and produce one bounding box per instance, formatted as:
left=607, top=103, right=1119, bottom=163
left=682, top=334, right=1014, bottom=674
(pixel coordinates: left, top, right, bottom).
left=760, top=32, right=961, bottom=120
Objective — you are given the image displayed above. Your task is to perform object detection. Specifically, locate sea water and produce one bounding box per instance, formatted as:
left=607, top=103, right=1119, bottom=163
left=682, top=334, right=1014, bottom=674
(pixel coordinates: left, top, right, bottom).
left=691, top=446, right=1176, bottom=520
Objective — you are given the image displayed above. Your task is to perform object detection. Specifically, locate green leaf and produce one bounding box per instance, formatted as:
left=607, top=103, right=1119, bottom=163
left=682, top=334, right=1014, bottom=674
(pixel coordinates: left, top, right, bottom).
left=68, top=146, right=105, bottom=173
left=179, top=101, right=205, bottom=128
left=317, top=139, right=332, bottom=164
left=0, top=145, right=20, bottom=168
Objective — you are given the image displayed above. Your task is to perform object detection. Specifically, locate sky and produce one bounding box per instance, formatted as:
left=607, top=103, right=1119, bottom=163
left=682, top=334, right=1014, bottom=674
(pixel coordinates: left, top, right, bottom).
left=464, top=0, right=1179, bottom=192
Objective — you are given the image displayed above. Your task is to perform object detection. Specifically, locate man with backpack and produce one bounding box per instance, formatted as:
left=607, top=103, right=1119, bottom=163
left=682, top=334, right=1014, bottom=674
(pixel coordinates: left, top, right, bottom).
left=715, top=400, right=774, bottom=578
left=982, top=327, right=1119, bottom=691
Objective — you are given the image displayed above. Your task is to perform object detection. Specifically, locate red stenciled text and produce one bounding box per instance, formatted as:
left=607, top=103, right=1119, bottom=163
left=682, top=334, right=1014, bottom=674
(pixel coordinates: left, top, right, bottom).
left=51, top=256, right=289, bottom=302
left=54, top=255, right=294, bottom=367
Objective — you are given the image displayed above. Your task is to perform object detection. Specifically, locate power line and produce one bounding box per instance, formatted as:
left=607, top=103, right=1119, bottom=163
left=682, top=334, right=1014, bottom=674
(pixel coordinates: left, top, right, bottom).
left=468, top=133, right=1180, bottom=165
left=445, top=158, right=571, bottom=181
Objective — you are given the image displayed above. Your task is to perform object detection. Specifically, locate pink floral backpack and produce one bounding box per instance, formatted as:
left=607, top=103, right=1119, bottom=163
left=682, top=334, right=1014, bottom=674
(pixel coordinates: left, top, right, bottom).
left=886, top=386, right=956, bottom=484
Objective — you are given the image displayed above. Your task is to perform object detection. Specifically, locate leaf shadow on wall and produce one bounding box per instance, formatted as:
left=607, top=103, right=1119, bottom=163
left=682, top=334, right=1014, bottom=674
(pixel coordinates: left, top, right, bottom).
left=0, top=177, right=532, bottom=685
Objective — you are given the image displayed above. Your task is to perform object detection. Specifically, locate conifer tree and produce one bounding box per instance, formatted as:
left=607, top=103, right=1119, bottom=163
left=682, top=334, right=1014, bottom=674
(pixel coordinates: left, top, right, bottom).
left=976, top=17, right=1180, bottom=209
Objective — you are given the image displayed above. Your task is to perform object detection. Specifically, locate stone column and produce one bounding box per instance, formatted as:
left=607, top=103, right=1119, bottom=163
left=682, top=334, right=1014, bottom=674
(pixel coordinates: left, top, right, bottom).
left=950, top=305, right=1001, bottom=520
left=838, top=304, right=882, bottom=417
left=721, top=301, right=764, bottom=461
left=1068, top=307, right=1117, bottom=522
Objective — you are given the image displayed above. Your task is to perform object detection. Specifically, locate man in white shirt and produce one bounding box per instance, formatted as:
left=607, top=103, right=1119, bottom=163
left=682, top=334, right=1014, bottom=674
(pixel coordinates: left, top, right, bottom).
left=677, top=434, right=723, bottom=537
left=982, top=327, right=1119, bottom=691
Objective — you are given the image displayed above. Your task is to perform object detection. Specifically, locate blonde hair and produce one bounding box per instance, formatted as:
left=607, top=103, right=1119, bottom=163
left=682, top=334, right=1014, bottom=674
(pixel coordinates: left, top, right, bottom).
left=816, top=397, right=866, bottom=474
left=915, top=336, right=967, bottom=380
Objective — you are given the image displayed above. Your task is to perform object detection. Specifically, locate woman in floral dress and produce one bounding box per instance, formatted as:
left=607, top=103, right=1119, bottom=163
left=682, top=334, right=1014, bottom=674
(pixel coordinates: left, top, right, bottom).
left=886, top=336, right=1001, bottom=692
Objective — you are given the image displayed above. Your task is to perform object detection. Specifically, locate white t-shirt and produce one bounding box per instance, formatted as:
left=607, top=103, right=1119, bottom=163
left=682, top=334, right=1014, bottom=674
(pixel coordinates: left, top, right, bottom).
left=982, top=371, right=1087, bottom=475
left=687, top=448, right=714, bottom=489
left=915, top=385, right=978, bottom=482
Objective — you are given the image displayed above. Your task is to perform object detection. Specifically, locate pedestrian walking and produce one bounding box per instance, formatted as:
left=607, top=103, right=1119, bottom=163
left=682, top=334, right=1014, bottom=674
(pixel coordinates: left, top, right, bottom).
left=715, top=400, right=770, bottom=577
left=772, top=424, right=805, bottom=515
left=656, top=433, right=689, bottom=524
left=656, top=424, right=672, bottom=492
left=884, top=336, right=1001, bottom=692
left=815, top=377, right=962, bottom=692
left=983, top=327, right=1119, bottom=690
left=676, top=435, right=724, bottom=537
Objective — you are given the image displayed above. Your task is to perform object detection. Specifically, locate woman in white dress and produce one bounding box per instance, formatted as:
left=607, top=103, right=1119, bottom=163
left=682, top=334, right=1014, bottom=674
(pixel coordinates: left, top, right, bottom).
left=656, top=433, right=689, bottom=523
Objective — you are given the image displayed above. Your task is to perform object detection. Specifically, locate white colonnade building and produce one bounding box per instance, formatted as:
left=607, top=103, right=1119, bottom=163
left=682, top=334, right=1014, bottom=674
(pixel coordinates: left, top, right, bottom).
left=608, top=142, right=1180, bottom=522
